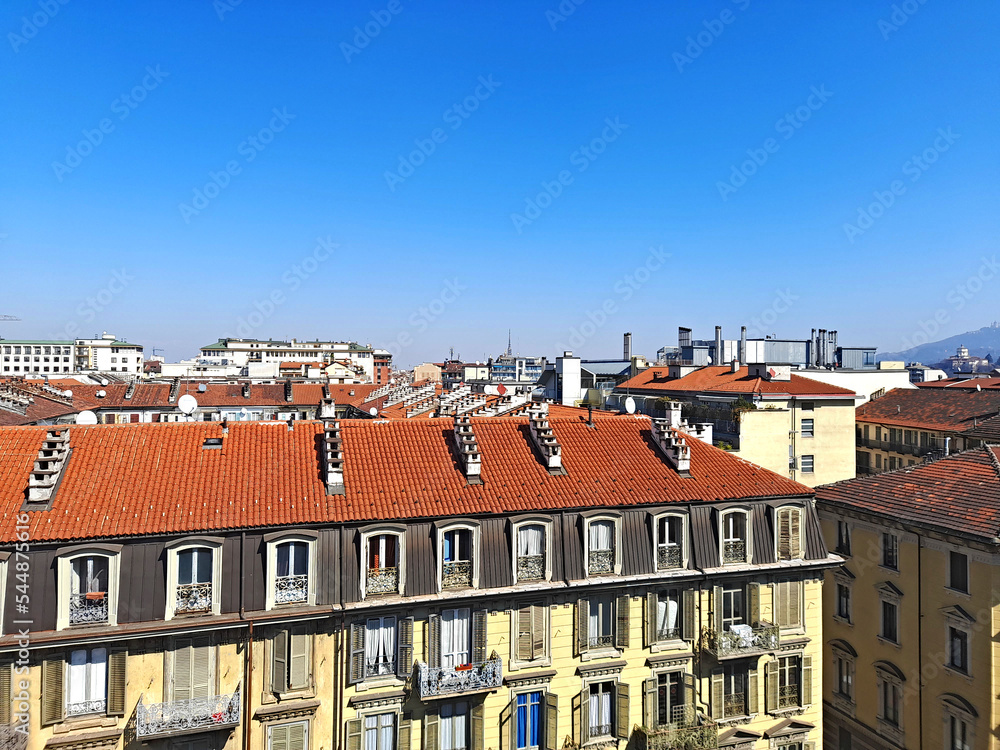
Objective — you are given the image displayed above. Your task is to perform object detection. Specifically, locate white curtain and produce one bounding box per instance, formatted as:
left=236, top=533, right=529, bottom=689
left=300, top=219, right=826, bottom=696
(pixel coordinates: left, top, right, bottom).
left=657, top=596, right=679, bottom=633
left=442, top=702, right=468, bottom=750
left=443, top=609, right=470, bottom=667
left=589, top=521, right=612, bottom=551
left=365, top=715, right=378, bottom=750
left=68, top=650, right=87, bottom=705
left=91, top=648, right=107, bottom=703
left=518, top=526, right=543, bottom=556
left=589, top=601, right=599, bottom=642
left=379, top=713, right=394, bottom=750
left=589, top=688, right=611, bottom=733
left=382, top=618, right=396, bottom=666
left=366, top=617, right=395, bottom=672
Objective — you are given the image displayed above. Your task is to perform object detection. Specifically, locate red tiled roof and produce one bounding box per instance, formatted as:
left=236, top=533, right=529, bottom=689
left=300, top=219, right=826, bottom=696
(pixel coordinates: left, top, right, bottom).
left=856, top=388, right=1000, bottom=432
left=615, top=366, right=855, bottom=398
left=917, top=376, right=1000, bottom=390
left=816, top=447, right=1000, bottom=539
left=0, top=416, right=811, bottom=543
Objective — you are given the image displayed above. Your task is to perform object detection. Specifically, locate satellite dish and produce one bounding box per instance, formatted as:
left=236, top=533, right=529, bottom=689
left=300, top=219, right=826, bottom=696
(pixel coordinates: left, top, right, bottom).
left=178, top=394, right=198, bottom=414
left=369, top=406, right=378, bottom=416
left=76, top=410, right=98, bottom=425
left=240, top=407, right=248, bottom=415
left=625, top=396, right=637, bottom=414
left=707, top=355, right=713, bottom=365
left=198, top=383, right=207, bottom=393
left=100, top=379, right=109, bottom=386
left=96, top=390, right=106, bottom=398
left=64, top=390, right=73, bottom=398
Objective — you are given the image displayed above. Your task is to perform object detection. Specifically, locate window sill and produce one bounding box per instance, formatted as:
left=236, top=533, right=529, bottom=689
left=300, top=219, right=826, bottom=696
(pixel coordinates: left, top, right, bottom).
left=508, top=657, right=552, bottom=672
left=777, top=626, right=806, bottom=638
left=716, top=712, right=757, bottom=726
left=650, top=639, right=689, bottom=653
left=52, top=715, right=118, bottom=734
left=832, top=615, right=852, bottom=627
left=354, top=675, right=405, bottom=692
left=580, top=648, right=622, bottom=662
left=944, top=586, right=971, bottom=600
left=878, top=565, right=900, bottom=576
left=277, top=686, right=316, bottom=701
left=942, top=664, right=973, bottom=683
left=877, top=636, right=902, bottom=649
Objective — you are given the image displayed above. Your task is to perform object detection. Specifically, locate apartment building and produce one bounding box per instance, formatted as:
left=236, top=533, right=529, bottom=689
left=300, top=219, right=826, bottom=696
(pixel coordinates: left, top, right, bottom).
left=610, top=364, right=857, bottom=487
left=0, top=404, right=836, bottom=750
left=197, top=338, right=392, bottom=384
left=0, top=333, right=143, bottom=378
left=815, top=447, right=1000, bottom=749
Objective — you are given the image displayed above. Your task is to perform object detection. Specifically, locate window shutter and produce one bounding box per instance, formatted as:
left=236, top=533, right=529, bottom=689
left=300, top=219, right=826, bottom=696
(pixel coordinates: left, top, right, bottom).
left=273, top=630, right=289, bottom=692
left=575, top=599, right=589, bottom=655
left=288, top=721, right=307, bottom=750
left=712, top=587, right=723, bottom=633
left=424, top=708, right=439, bottom=750
left=545, top=692, right=558, bottom=750
left=790, top=510, right=801, bottom=558
left=615, top=595, right=630, bottom=649
left=765, top=659, right=778, bottom=714
left=471, top=700, right=485, bottom=750
left=682, top=589, right=696, bottom=641
left=748, top=583, right=760, bottom=626
left=472, top=609, right=488, bottom=664
left=273, top=724, right=291, bottom=750
left=710, top=669, right=724, bottom=720
left=191, top=639, right=213, bottom=699
left=748, top=665, right=758, bottom=715
left=642, top=678, right=656, bottom=728
left=615, top=682, right=630, bottom=739
left=427, top=615, right=442, bottom=669
left=173, top=638, right=193, bottom=701
left=683, top=672, right=696, bottom=717
left=801, top=655, right=813, bottom=706
left=517, top=607, right=533, bottom=661
left=500, top=698, right=514, bottom=750
left=531, top=604, right=545, bottom=659
left=645, top=592, right=657, bottom=647
left=398, top=715, right=412, bottom=750
left=346, top=718, right=363, bottom=750
left=0, top=664, right=9, bottom=724
left=289, top=630, right=310, bottom=689
left=397, top=617, right=414, bottom=678
left=349, top=622, right=366, bottom=683
left=107, top=649, right=127, bottom=716
left=777, top=509, right=791, bottom=559
left=41, top=656, right=65, bottom=726
left=574, top=691, right=590, bottom=746
left=788, top=581, right=801, bottom=628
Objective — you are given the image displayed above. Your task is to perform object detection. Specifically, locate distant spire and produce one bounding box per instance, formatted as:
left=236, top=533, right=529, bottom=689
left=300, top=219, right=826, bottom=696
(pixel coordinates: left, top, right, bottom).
left=507, top=329, right=512, bottom=357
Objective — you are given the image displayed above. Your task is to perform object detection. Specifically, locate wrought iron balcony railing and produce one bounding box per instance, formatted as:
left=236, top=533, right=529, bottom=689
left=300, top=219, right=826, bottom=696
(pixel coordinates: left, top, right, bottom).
left=588, top=633, right=615, bottom=650
left=415, top=653, right=502, bottom=699
left=588, top=549, right=614, bottom=574
left=656, top=627, right=681, bottom=642
left=365, top=657, right=397, bottom=679
left=175, top=582, right=212, bottom=614
left=66, top=698, right=106, bottom=717
left=722, top=693, right=746, bottom=719
left=722, top=540, right=746, bottom=564
left=136, top=687, right=241, bottom=739
left=657, top=545, right=682, bottom=570
left=636, top=715, right=718, bottom=750
left=442, top=560, right=472, bottom=588
left=777, top=685, right=800, bottom=709
left=703, top=623, right=779, bottom=658
left=68, top=592, right=108, bottom=625
left=367, top=567, right=399, bottom=595
left=517, top=554, right=545, bottom=581
left=275, top=574, right=308, bottom=605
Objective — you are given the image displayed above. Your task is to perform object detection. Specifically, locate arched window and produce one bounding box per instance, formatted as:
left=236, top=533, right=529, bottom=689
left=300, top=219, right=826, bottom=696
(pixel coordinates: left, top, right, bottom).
left=654, top=513, right=687, bottom=570
left=720, top=510, right=750, bottom=564
left=56, top=546, right=121, bottom=630
left=776, top=506, right=803, bottom=560
left=361, top=528, right=405, bottom=598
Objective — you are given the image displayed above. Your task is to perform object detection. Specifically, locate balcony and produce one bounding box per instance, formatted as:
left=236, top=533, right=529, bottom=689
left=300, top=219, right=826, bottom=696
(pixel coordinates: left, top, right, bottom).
left=175, top=582, right=212, bottom=614
left=67, top=698, right=107, bottom=717
left=442, top=560, right=472, bottom=589
left=415, top=653, right=502, bottom=699
left=856, top=435, right=942, bottom=457
left=274, top=574, right=308, bottom=605
left=722, top=692, right=746, bottom=720
left=657, top=545, right=682, bottom=571
left=703, top=623, right=779, bottom=658
left=588, top=549, right=614, bottom=575
left=588, top=633, right=615, bottom=650
left=722, top=540, right=746, bottom=565
left=367, top=567, right=399, bottom=595
left=516, top=554, right=545, bottom=581
left=365, top=656, right=398, bottom=679
left=68, top=592, right=108, bottom=625
left=777, top=685, right=800, bottom=710
left=136, top=687, right=241, bottom=739
left=636, top=720, right=718, bottom=750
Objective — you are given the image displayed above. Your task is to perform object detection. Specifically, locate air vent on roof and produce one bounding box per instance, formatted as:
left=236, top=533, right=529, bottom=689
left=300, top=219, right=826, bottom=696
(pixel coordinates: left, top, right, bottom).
left=528, top=402, right=566, bottom=476
left=203, top=437, right=223, bottom=449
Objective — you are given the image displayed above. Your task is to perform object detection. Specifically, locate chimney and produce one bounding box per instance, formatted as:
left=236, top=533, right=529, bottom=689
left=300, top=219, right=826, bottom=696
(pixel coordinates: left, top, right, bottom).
left=284, top=379, right=293, bottom=403
left=817, top=330, right=826, bottom=366
left=662, top=400, right=683, bottom=428
left=453, top=414, right=483, bottom=484
left=731, top=358, right=739, bottom=373
left=319, top=398, right=337, bottom=420
left=222, top=418, right=229, bottom=435
left=714, top=326, right=722, bottom=364
left=25, top=427, right=71, bottom=508
left=242, top=383, right=251, bottom=399
left=650, top=418, right=691, bottom=477
left=323, top=421, right=345, bottom=495
left=528, top=402, right=565, bottom=475
left=740, top=326, right=747, bottom=365
left=287, top=418, right=294, bottom=432
left=810, top=329, right=817, bottom=366
left=623, top=332, right=632, bottom=362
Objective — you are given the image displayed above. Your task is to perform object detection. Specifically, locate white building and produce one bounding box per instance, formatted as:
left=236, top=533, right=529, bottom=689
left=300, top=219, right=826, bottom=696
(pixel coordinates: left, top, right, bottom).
left=0, top=332, right=143, bottom=378
left=196, top=338, right=391, bottom=383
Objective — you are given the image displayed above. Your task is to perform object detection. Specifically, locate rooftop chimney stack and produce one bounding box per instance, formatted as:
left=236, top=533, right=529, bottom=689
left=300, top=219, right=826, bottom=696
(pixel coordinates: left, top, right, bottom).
left=453, top=414, right=483, bottom=484
left=323, top=420, right=345, bottom=495
left=319, top=398, right=337, bottom=420
left=714, top=326, right=722, bottom=364
left=623, top=332, right=632, bottom=362
left=740, top=326, right=747, bottom=366
left=663, top=400, right=683, bottom=429
left=650, top=418, right=691, bottom=477
left=25, top=428, right=71, bottom=507
left=528, top=402, right=565, bottom=475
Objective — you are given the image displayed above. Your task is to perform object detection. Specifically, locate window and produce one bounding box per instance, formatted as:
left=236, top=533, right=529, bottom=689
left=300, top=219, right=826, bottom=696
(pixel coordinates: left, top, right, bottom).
left=836, top=654, right=854, bottom=701
left=654, top=671, right=685, bottom=727
left=587, top=519, right=616, bottom=575
left=882, top=533, right=898, bottom=570
left=348, top=615, right=412, bottom=683
left=876, top=454, right=883, bottom=470
left=512, top=603, right=548, bottom=665
left=66, top=648, right=107, bottom=716
left=881, top=600, right=898, bottom=643
left=800, top=455, right=815, bottom=473
left=774, top=580, right=802, bottom=630
left=721, top=586, right=746, bottom=630
left=587, top=682, right=615, bottom=738
left=948, top=715, right=971, bottom=750
left=711, top=663, right=753, bottom=719
left=171, top=637, right=215, bottom=702
left=836, top=521, right=851, bottom=555
left=56, top=548, right=120, bottom=630
left=776, top=507, right=802, bottom=560
left=366, top=532, right=402, bottom=595
left=441, top=701, right=470, bottom=750
left=721, top=511, right=749, bottom=564
left=576, top=595, right=628, bottom=654
left=439, top=524, right=477, bottom=590
left=878, top=674, right=901, bottom=727
left=271, top=628, right=312, bottom=694
left=766, top=655, right=811, bottom=712
left=268, top=721, right=308, bottom=750
left=800, top=401, right=814, bottom=411
left=650, top=589, right=686, bottom=642
left=836, top=583, right=852, bottom=623
left=515, top=692, right=542, bottom=750
left=266, top=534, right=317, bottom=609
left=655, top=515, right=685, bottom=570
left=515, top=524, right=546, bottom=582
left=949, top=551, right=968, bottom=593
left=356, top=713, right=395, bottom=750
left=166, top=540, right=221, bottom=620
left=948, top=627, right=969, bottom=673
left=801, top=418, right=814, bottom=438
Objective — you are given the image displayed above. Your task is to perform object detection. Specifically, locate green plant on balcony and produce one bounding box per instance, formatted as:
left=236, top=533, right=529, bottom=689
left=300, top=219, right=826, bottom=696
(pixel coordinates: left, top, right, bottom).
left=714, top=441, right=734, bottom=451
left=730, top=398, right=756, bottom=423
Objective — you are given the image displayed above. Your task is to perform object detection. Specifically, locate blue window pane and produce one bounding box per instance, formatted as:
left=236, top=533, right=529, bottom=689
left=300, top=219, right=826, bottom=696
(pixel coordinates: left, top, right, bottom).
left=516, top=694, right=527, bottom=749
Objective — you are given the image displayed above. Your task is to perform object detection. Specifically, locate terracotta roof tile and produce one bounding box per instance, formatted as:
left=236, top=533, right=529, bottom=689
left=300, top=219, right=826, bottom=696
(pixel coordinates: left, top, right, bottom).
left=856, top=388, right=1000, bottom=432
left=615, top=366, right=855, bottom=397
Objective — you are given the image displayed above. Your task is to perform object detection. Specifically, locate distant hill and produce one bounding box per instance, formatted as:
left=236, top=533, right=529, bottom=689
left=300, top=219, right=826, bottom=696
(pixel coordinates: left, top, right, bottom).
left=878, top=324, right=1000, bottom=367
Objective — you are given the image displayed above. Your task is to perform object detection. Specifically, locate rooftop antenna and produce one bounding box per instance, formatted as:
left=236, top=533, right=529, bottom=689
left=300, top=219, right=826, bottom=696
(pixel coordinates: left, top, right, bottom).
left=507, top=329, right=512, bottom=357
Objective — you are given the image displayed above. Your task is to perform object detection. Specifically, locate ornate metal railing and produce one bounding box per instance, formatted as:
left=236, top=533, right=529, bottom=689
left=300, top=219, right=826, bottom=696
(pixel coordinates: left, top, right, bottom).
left=442, top=560, right=472, bottom=588
left=657, top=546, right=682, bottom=570
left=415, top=653, right=502, bottom=699
left=589, top=549, right=614, bottom=574
left=722, top=540, right=746, bottom=564
left=66, top=699, right=107, bottom=717
left=517, top=554, right=545, bottom=581
left=703, top=624, right=779, bottom=658
left=68, top=593, right=108, bottom=625
left=365, top=656, right=397, bottom=678
left=275, top=574, right=308, bottom=604
left=656, top=627, right=681, bottom=642
left=723, top=693, right=746, bottom=719
left=367, top=567, right=399, bottom=595
left=590, top=723, right=613, bottom=738
left=175, top=582, right=212, bottom=614
left=637, top=718, right=718, bottom=750
left=588, top=634, right=615, bottom=649
left=0, top=725, right=26, bottom=750
left=136, top=687, right=241, bottom=738
left=778, top=685, right=800, bottom=709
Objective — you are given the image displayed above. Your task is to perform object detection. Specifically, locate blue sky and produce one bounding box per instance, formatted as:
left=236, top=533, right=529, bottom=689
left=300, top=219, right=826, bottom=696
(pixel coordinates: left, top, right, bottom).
left=2, top=0, right=998, bottom=366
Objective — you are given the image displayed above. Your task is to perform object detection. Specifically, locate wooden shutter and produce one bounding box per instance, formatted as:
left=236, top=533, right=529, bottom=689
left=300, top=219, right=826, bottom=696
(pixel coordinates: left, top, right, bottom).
left=398, top=715, right=413, bottom=750
left=191, top=639, right=212, bottom=699
left=288, top=721, right=307, bottom=750
left=349, top=621, right=365, bottom=683
left=424, top=707, right=439, bottom=750
left=765, top=659, right=778, bottom=714
left=289, top=630, right=310, bottom=689
left=683, top=672, right=696, bottom=714
left=346, top=718, right=363, bottom=750
left=532, top=604, right=546, bottom=659
left=615, top=595, right=630, bottom=649
left=615, top=682, right=630, bottom=739
left=472, top=609, right=488, bottom=664
left=710, top=669, right=724, bottom=720
left=397, top=618, right=414, bottom=677
left=273, top=630, right=289, bottom=692
left=517, top=607, right=533, bottom=661
left=273, top=724, right=291, bottom=750
left=41, top=656, right=65, bottom=726
left=712, top=586, right=723, bottom=633
left=427, top=615, right=442, bottom=668
left=748, top=665, right=758, bottom=715
left=173, top=638, right=193, bottom=701
left=545, top=692, right=558, bottom=750
left=575, top=599, right=589, bottom=655
left=801, top=655, right=813, bottom=706
left=789, top=509, right=801, bottom=558
left=500, top=698, right=515, bottom=750
left=777, top=509, right=791, bottom=559
left=471, top=701, right=485, bottom=750
left=748, top=583, right=760, bottom=626
left=645, top=592, right=657, bottom=646
left=682, top=589, right=696, bottom=641
left=642, top=678, right=656, bottom=728
left=0, top=664, right=9, bottom=724
left=107, top=649, right=127, bottom=716
left=787, top=582, right=801, bottom=628
left=574, top=690, right=590, bottom=746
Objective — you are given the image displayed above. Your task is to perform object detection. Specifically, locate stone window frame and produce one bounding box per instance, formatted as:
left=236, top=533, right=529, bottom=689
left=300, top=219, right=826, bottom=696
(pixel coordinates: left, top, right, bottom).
left=876, top=581, right=903, bottom=646
left=832, top=567, right=855, bottom=626
left=435, top=520, right=481, bottom=592
left=651, top=510, right=689, bottom=572
left=940, top=693, right=977, bottom=750
left=718, top=507, right=753, bottom=566
left=263, top=530, right=319, bottom=611
left=164, top=536, right=224, bottom=621
left=581, top=511, right=623, bottom=577
left=358, top=524, right=407, bottom=600
left=510, top=515, right=554, bottom=584
left=55, top=543, right=123, bottom=631
left=875, top=660, right=906, bottom=743
left=941, top=606, right=975, bottom=678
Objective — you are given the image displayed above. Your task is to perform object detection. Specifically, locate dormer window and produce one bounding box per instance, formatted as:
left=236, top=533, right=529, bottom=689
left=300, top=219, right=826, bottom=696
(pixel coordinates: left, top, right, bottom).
left=776, top=507, right=803, bottom=560
left=721, top=510, right=750, bottom=565
left=511, top=518, right=554, bottom=583
left=275, top=541, right=309, bottom=604
left=437, top=523, right=479, bottom=590
left=165, top=538, right=222, bottom=619
left=367, top=533, right=401, bottom=596
left=56, top=546, right=121, bottom=630
left=655, top=514, right=686, bottom=571
left=588, top=520, right=616, bottom=575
